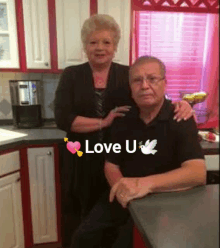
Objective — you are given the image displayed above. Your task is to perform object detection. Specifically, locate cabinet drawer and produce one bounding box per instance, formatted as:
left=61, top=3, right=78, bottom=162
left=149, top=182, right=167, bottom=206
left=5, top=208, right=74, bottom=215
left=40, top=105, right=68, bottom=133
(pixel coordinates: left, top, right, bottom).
left=205, top=155, right=219, bottom=171
left=0, top=172, right=24, bottom=248
left=0, top=151, right=20, bottom=177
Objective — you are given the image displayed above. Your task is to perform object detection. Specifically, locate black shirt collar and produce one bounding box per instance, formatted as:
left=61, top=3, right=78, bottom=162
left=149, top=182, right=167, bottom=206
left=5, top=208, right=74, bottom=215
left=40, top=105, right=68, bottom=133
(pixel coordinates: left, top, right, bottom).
left=138, top=98, right=174, bottom=127
left=157, top=98, right=174, bottom=121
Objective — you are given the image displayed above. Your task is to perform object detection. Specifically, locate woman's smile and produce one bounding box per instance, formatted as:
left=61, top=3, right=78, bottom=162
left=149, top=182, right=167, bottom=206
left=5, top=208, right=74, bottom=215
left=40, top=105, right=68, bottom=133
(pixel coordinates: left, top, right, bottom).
left=85, top=30, right=116, bottom=66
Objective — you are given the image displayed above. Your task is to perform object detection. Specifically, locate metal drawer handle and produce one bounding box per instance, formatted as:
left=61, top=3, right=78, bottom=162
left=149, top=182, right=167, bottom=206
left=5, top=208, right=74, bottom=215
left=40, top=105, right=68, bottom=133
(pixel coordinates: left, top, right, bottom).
left=47, top=151, right=52, bottom=155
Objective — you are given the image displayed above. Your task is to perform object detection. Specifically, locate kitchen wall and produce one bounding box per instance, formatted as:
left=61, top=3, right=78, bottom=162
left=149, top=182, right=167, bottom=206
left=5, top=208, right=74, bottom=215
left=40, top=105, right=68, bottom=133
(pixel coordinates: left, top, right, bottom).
left=0, top=72, right=60, bottom=121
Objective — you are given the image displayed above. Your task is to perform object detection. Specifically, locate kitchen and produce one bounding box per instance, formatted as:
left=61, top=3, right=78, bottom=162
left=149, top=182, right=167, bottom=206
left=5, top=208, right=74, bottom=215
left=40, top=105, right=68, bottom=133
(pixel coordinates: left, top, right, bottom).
left=0, top=0, right=219, bottom=248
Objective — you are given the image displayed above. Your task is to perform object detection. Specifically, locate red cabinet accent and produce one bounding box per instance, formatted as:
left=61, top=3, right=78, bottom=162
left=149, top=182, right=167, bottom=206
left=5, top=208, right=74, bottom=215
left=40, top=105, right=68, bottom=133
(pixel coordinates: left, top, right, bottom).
left=133, top=226, right=148, bottom=248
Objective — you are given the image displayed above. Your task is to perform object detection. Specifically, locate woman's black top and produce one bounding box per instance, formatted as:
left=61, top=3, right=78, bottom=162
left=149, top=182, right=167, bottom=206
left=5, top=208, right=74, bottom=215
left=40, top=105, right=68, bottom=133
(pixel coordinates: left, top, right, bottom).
left=54, top=62, right=136, bottom=149
left=54, top=62, right=137, bottom=215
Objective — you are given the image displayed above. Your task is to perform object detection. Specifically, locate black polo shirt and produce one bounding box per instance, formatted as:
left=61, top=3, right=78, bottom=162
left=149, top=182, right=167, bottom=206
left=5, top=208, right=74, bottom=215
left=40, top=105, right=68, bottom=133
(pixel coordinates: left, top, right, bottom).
left=105, top=99, right=204, bottom=177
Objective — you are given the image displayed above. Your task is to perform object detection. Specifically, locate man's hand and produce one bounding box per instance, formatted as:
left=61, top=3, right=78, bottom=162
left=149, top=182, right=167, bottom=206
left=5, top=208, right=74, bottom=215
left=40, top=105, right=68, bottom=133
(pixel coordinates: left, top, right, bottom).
left=109, top=177, right=152, bottom=208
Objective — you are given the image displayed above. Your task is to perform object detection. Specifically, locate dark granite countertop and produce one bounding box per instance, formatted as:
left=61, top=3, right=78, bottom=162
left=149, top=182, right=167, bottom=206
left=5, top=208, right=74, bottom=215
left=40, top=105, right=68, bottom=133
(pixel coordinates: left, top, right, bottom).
left=129, top=185, right=219, bottom=248
left=0, top=125, right=219, bottom=154
left=0, top=125, right=66, bottom=151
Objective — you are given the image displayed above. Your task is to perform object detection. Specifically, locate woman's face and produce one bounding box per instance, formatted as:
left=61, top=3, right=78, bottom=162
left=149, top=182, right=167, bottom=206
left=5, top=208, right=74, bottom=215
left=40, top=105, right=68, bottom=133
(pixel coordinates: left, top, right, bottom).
left=85, top=30, right=116, bottom=67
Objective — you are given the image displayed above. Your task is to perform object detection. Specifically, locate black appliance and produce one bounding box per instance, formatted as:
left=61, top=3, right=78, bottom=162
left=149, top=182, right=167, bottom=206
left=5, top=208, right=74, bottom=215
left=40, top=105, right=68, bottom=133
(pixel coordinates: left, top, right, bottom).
left=9, top=80, right=43, bottom=128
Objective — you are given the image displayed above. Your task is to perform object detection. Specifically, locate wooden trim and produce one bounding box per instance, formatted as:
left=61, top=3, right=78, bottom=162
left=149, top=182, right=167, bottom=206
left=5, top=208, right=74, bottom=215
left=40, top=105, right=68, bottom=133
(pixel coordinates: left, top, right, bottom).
left=0, top=169, right=20, bottom=179
left=131, top=5, right=219, bottom=13
left=132, top=0, right=219, bottom=13
left=53, top=144, right=62, bottom=244
left=0, top=148, right=20, bottom=156
left=133, top=226, right=148, bottom=248
left=15, top=0, right=27, bottom=72
left=135, top=11, right=140, bottom=60
left=32, top=243, right=62, bottom=248
left=90, top=0, right=98, bottom=15
left=20, top=147, right=34, bottom=248
left=48, top=0, right=58, bottom=72
left=25, top=69, right=62, bottom=74
left=129, top=7, right=134, bottom=66
left=0, top=69, right=22, bottom=72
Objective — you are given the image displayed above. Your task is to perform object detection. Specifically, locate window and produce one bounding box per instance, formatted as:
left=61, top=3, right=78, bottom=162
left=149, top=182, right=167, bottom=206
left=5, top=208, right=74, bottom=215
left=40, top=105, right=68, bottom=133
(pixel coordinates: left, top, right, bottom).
left=136, top=12, right=213, bottom=102
left=131, top=0, right=219, bottom=127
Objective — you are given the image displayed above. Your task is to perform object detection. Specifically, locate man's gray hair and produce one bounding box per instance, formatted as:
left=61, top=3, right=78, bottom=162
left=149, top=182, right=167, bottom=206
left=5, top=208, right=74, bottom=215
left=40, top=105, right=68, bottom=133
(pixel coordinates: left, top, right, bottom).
left=81, top=14, right=121, bottom=51
left=129, top=56, right=166, bottom=82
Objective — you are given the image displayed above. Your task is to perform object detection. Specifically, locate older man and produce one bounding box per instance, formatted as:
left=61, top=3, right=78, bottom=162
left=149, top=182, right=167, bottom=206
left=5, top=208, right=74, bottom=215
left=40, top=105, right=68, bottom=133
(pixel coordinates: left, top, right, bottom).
left=71, top=56, right=206, bottom=248
left=105, top=56, right=206, bottom=209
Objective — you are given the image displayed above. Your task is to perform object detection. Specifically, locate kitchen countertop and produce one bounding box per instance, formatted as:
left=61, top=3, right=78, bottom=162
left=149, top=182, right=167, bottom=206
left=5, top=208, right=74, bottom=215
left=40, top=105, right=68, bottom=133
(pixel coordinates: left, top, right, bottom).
left=0, top=125, right=219, bottom=154
left=129, top=185, right=219, bottom=248
left=0, top=125, right=66, bottom=151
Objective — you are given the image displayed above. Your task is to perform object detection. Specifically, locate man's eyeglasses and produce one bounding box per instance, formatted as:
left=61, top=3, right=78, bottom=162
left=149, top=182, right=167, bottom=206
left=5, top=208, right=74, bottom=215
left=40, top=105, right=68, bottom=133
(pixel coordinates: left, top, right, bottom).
left=131, top=75, right=165, bottom=85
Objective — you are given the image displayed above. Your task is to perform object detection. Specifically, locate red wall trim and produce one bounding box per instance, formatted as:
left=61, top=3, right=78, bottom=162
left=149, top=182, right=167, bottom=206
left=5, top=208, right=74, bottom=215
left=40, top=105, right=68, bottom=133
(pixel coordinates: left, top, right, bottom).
left=129, top=7, right=134, bottom=66
left=135, top=11, right=140, bottom=61
left=90, top=0, right=98, bottom=15
left=0, top=169, right=20, bottom=179
left=0, top=148, right=20, bottom=156
left=0, top=68, right=22, bottom=72
left=15, top=0, right=27, bottom=72
left=48, top=0, right=58, bottom=72
left=133, top=226, right=148, bottom=248
left=132, top=5, right=219, bottom=13
left=20, top=147, right=34, bottom=248
left=132, top=0, right=219, bottom=13
left=53, top=144, right=62, bottom=244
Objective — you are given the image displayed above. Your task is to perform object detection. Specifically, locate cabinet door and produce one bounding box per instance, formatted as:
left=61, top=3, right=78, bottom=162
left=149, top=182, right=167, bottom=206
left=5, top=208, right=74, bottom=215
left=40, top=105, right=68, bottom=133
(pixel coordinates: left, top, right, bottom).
left=205, top=155, right=219, bottom=171
left=0, top=172, right=24, bottom=248
left=27, top=147, right=58, bottom=244
left=0, top=150, right=20, bottom=177
left=22, top=0, right=51, bottom=69
left=98, top=0, right=131, bottom=66
left=55, top=0, right=90, bottom=69
left=0, top=0, right=19, bottom=68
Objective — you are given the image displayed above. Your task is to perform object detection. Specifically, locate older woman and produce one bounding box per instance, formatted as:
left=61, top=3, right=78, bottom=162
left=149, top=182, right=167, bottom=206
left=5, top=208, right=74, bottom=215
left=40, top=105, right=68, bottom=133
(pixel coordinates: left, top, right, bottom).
left=54, top=14, right=193, bottom=246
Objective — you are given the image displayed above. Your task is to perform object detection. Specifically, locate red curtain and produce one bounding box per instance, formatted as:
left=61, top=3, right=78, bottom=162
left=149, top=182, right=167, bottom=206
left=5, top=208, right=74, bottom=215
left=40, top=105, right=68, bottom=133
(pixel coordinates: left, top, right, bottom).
left=198, top=14, right=219, bottom=129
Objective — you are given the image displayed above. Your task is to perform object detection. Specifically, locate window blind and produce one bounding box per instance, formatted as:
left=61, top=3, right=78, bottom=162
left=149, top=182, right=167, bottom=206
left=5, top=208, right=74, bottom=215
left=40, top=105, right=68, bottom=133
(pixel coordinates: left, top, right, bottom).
left=138, top=12, right=208, bottom=101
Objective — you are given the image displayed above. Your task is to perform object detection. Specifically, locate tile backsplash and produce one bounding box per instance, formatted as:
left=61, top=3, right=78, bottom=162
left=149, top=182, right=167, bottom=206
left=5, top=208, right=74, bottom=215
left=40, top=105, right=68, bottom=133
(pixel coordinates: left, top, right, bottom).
left=0, top=72, right=60, bottom=120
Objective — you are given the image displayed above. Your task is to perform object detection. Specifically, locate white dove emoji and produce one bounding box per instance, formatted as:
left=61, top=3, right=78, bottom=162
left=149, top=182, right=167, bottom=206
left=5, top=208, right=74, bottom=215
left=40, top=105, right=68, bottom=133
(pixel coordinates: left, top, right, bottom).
left=139, top=139, right=157, bottom=155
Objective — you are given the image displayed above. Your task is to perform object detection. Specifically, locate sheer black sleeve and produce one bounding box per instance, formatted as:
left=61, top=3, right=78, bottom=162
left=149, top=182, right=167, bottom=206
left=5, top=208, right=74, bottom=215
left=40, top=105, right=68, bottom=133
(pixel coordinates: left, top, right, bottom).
left=54, top=67, right=77, bottom=133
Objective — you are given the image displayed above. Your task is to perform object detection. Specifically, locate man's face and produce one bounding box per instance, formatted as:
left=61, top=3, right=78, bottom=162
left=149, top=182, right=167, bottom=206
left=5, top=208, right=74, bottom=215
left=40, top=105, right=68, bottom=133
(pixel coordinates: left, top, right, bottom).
left=130, top=61, right=166, bottom=108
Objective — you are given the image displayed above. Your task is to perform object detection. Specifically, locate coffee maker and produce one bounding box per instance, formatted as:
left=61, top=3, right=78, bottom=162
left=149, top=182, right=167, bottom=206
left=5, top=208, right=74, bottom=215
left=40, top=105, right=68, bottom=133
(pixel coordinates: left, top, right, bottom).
left=9, top=80, right=43, bottom=128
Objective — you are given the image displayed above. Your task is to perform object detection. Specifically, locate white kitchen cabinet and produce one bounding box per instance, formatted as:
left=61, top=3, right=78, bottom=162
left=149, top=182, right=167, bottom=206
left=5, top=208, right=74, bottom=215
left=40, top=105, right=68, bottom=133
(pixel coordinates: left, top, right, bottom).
left=205, top=154, right=219, bottom=171
left=0, top=0, right=19, bottom=68
left=27, top=147, right=58, bottom=244
left=0, top=150, right=20, bottom=177
left=98, top=0, right=131, bottom=66
left=55, top=0, right=90, bottom=69
left=22, top=0, right=51, bottom=69
left=0, top=172, right=24, bottom=248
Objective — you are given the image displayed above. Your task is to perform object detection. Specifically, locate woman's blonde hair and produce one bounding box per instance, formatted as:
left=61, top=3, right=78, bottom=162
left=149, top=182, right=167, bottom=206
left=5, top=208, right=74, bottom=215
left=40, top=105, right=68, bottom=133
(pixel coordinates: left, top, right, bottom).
left=81, top=14, right=121, bottom=51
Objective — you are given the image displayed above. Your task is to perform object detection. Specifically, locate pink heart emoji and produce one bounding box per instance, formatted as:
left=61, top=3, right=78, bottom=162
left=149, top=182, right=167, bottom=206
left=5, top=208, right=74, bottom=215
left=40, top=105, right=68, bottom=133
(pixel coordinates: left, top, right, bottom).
left=66, top=141, right=81, bottom=154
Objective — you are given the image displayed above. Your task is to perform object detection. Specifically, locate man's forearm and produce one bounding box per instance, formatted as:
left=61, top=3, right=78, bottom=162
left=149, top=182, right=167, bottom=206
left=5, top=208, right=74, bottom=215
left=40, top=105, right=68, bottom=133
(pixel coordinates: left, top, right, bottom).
left=104, top=161, right=124, bottom=188
left=140, top=160, right=206, bottom=193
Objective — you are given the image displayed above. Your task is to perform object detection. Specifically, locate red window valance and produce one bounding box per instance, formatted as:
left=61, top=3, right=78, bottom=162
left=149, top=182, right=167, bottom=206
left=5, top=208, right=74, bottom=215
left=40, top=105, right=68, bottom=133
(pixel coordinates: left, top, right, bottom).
left=132, top=0, right=219, bottom=13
